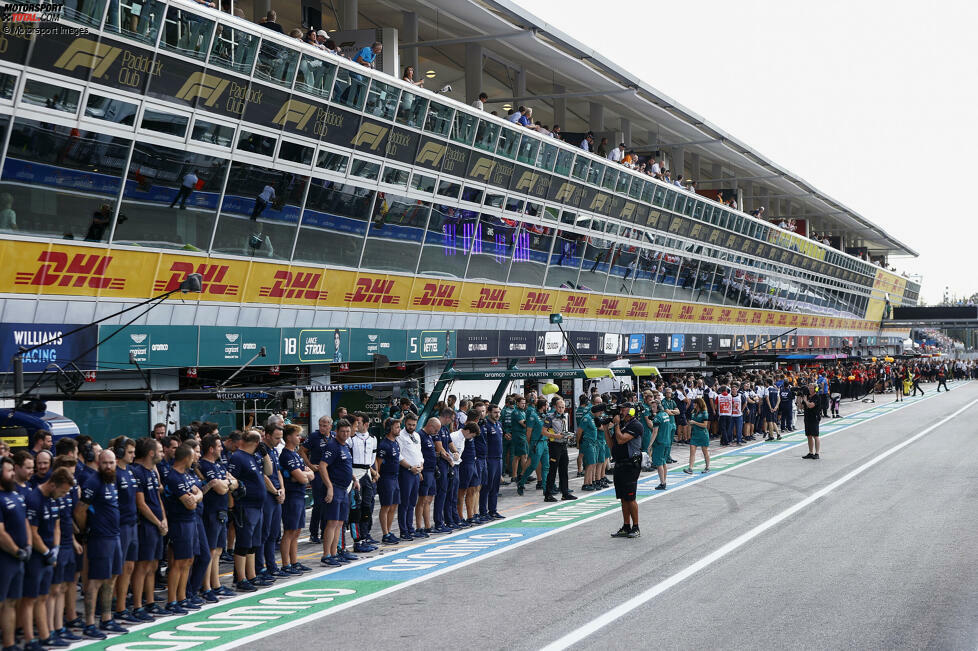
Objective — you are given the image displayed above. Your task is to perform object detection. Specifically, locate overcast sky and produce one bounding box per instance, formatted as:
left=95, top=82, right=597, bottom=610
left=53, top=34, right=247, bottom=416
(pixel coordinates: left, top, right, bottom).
left=525, top=0, right=976, bottom=305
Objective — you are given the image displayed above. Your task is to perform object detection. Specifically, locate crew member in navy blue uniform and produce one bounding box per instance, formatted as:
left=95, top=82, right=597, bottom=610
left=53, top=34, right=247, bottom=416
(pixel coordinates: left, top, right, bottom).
left=197, top=434, right=234, bottom=601
left=49, top=455, right=83, bottom=641
left=21, top=467, right=72, bottom=650
left=255, top=425, right=285, bottom=583
left=458, top=421, right=481, bottom=524
left=321, top=419, right=358, bottom=566
left=30, top=450, right=51, bottom=488
left=12, top=451, right=34, bottom=500
left=375, top=418, right=402, bottom=545
left=74, top=449, right=127, bottom=639
left=396, top=414, right=424, bottom=540
left=279, top=424, right=314, bottom=574
left=778, top=377, right=794, bottom=432
left=472, top=404, right=491, bottom=522
left=109, top=437, right=140, bottom=624
left=184, top=439, right=212, bottom=608
left=227, top=431, right=264, bottom=592
left=0, top=457, right=31, bottom=651
left=481, top=404, right=505, bottom=520
left=130, top=438, right=167, bottom=618
left=415, top=417, right=439, bottom=535
left=161, top=444, right=202, bottom=613
left=301, top=416, right=332, bottom=544
left=432, top=409, right=458, bottom=533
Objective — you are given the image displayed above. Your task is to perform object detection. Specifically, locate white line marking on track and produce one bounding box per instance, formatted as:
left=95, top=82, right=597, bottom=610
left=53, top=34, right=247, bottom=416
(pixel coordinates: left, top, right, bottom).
left=540, top=395, right=978, bottom=651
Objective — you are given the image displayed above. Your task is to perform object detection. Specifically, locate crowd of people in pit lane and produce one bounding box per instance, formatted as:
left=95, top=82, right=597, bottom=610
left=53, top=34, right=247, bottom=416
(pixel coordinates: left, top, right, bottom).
left=0, top=357, right=967, bottom=648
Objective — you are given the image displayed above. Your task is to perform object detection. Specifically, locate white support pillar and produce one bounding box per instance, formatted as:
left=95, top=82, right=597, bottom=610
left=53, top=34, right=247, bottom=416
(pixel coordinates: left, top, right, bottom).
left=741, top=181, right=753, bottom=212
left=401, top=11, right=418, bottom=74
left=671, top=146, right=685, bottom=180
left=619, top=118, right=631, bottom=147
left=588, top=101, right=604, bottom=134
left=309, top=365, right=332, bottom=423
left=339, top=0, right=357, bottom=31
left=553, top=84, right=566, bottom=131
left=688, top=152, right=701, bottom=182
left=464, top=42, right=483, bottom=105
left=646, top=129, right=658, bottom=152
left=514, top=65, right=526, bottom=101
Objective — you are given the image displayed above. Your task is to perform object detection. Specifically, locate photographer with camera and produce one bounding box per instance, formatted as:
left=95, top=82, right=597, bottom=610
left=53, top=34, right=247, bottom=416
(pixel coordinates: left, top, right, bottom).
left=544, top=399, right=576, bottom=502
left=797, top=380, right=822, bottom=459
left=607, top=403, right=644, bottom=539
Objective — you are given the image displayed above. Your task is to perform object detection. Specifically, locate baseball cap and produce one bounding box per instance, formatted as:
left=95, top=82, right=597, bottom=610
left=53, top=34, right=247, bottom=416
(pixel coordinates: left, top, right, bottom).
left=316, top=29, right=328, bottom=37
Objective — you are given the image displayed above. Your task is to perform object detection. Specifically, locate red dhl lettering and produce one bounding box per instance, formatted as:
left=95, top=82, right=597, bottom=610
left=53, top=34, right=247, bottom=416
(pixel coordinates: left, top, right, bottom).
left=735, top=310, right=748, bottom=324
left=14, top=251, right=125, bottom=290
left=750, top=312, right=763, bottom=324
left=625, top=301, right=649, bottom=319
left=154, top=262, right=237, bottom=296
left=520, top=291, right=552, bottom=312
left=720, top=309, right=733, bottom=323
left=698, top=307, right=715, bottom=321
left=258, top=270, right=327, bottom=301
left=412, top=282, right=459, bottom=308
left=654, top=304, right=672, bottom=319
left=471, top=288, right=510, bottom=311
left=561, top=295, right=589, bottom=315
left=778, top=314, right=788, bottom=325
left=344, top=278, right=399, bottom=305
left=596, top=298, right=621, bottom=317
left=789, top=315, right=799, bottom=325
left=678, top=305, right=695, bottom=321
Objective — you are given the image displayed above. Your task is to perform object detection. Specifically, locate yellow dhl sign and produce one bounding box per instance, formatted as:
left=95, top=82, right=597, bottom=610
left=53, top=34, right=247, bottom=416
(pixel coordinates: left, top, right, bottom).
left=0, top=239, right=879, bottom=330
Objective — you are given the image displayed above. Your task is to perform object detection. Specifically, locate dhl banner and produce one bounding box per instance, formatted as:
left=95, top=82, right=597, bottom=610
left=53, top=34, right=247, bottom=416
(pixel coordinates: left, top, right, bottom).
left=0, top=240, right=880, bottom=331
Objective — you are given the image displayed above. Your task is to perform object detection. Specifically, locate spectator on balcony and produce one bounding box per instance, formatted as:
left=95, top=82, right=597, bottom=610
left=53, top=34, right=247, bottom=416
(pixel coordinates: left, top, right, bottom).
left=322, top=38, right=342, bottom=57
left=507, top=106, right=524, bottom=123
left=580, top=132, right=593, bottom=151
left=402, top=66, right=424, bottom=87
left=674, top=174, right=685, bottom=188
left=354, top=42, right=382, bottom=69
left=259, top=10, right=283, bottom=33
left=472, top=92, right=488, bottom=110
left=315, top=29, right=329, bottom=48
left=596, top=137, right=609, bottom=158
left=551, top=124, right=562, bottom=140
left=608, top=142, right=625, bottom=163
left=303, top=29, right=323, bottom=49
left=649, top=158, right=661, bottom=179
left=288, top=28, right=303, bottom=40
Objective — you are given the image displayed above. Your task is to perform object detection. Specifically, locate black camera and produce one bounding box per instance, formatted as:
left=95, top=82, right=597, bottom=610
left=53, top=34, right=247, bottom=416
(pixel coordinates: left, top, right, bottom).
left=591, top=403, right=614, bottom=427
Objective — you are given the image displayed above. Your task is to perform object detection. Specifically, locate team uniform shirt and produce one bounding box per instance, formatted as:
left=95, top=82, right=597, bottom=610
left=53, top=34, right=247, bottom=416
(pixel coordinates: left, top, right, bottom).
left=348, top=432, right=377, bottom=470
left=156, top=458, right=173, bottom=485
left=303, top=428, right=327, bottom=466
left=460, top=428, right=477, bottom=463
left=578, top=411, right=599, bottom=444
left=115, top=465, right=139, bottom=526
left=396, top=429, right=424, bottom=468
left=766, top=385, right=780, bottom=410
left=660, top=398, right=678, bottom=425
left=0, top=490, right=28, bottom=549
left=257, top=444, right=281, bottom=502
left=322, top=438, right=354, bottom=489
left=198, top=459, right=229, bottom=513
left=472, top=421, right=489, bottom=459
left=227, top=450, right=265, bottom=508
left=501, top=406, right=515, bottom=434
left=75, top=462, right=95, bottom=489
left=481, top=420, right=503, bottom=459
left=162, top=469, right=197, bottom=522
left=449, top=430, right=466, bottom=466
left=510, top=408, right=527, bottom=440
left=131, top=464, right=164, bottom=522
left=377, top=438, right=401, bottom=475
left=25, top=487, right=59, bottom=549
left=278, top=448, right=308, bottom=500
left=80, top=475, right=120, bottom=537
left=58, top=486, right=78, bottom=545
left=419, top=430, right=437, bottom=471
left=527, top=410, right=545, bottom=444
left=716, top=392, right=734, bottom=416
left=730, top=393, right=744, bottom=418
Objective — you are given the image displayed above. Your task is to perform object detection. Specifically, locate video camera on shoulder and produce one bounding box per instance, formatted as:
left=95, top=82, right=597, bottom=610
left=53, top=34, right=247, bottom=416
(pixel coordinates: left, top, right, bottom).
left=591, top=403, right=614, bottom=427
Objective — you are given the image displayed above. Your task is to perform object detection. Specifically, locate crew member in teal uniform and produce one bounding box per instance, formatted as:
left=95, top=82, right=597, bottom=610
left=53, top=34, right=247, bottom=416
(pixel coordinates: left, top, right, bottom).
left=650, top=405, right=674, bottom=490
left=578, top=404, right=600, bottom=490
left=509, top=397, right=529, bottom=490
left=517, top=399, right=550, bottom=497
left=640, top=392, right=658, bottom=460
left=659, top=388, right=681, bottom=465
left=684, top=398, right=711, bottom=474
left=500, top=396, right=515, bottom=482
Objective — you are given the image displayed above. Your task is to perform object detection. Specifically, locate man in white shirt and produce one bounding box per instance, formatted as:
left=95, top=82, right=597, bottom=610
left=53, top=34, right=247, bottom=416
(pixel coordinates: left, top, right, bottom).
left=472, top=92, right=488, bottom=110
left=649, top=160, right=661, bottom=178
left=608, top=143, right=625, bottom=163
left=169, top=170, right=199, bottom=209
left=396, top=415, right=423, bottom=541
left=580, top=133, right=593, bottom=151
left=347, top=413, right=378, bottom=545
left=506, top=107, right=524, bottom=123
left=251, top=184, right=276, bottom=220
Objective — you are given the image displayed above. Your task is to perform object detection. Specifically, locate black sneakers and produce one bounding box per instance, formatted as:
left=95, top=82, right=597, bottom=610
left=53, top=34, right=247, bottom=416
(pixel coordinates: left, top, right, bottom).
left=611, top=525, right=631, bottom=538
left=802, top=453, right=815, bottom=459
left=627, top=526, right=641, bottom=538
left=813, top=453, right=820, bottom=459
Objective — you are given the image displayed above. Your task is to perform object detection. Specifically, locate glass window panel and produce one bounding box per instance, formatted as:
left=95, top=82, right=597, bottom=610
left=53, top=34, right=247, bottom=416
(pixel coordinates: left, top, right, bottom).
left=160, top=6, right=213, bottom=60
left=601, top=167, right=617, bottom=190
left=641, top=181, right=654, bottom=204
left=212, top=161, right=305, bottom=260
left=296, top=54, right=336, bottom=98
left=525, top=202, right=542, bottom=218
left=209, top=23, right=259, bottom=75
left=191, top=119, right=234, bottom=147
left=417, top=205, right=479, bottom=278
left=62, top=0, right=108, bottom=27
left=451, top=112, right=478, bottom=146
left=560, top=210, right=576, bottom=225
left=536, top=142, right=558, bottom=172
left=423, top=101, right=453, bottom=136
left=571, top=155, right=589, bottom=181
left=436, top=180, right=460, bottom=199
left=278, top=141, right=313, bottom=165
left=104, top=0, right=165, bottom=44
left=0, top=118, right=129, bottom=240
left=395, top=90, right=427, bottom=128
left=382, top=166, right=409, bottom=187
left=85, top=93, right=138, bottom=126
left=360, top=193, right=430, bottom=273
left=350, top=159, right=380, bottom=180
left=21, top=79, right=79, bottom=114
left=673, top=193, right=686, bottom=214
left=113, top=142, right=226, bottom=250
left=543, top=206, right=559, bottom=221
left=683, top=195, right=695, bottom=216
left=553, top=149, right=574, bottom=177
left=237, top=130, right=275, bottom=157
left=653, top=184, right=667, bottom=207
left=496, top=128, right=520, bottom=159
left=315, top=150, right=349, bottom=174
left=473, top=119, right=499, bottom=153
left=0, top=73, right=15, bottom=101
left=509, top=221, right=553, bottom=285
left=484, top=193, right=504, bottom=209
left=545, top=229, right=585, bottom=288
left=140, top=108, right=188, bottom=137
left=505, top=197, right=524, bottom=213
left=363, top=79, right=399, bottom=121
left=254, top=39, right=299, bottom=88
left=627, top=176, right=642, bottom=199
left=616, top=172, right=630, bottom=194
left=516, top=136, right=539, bottom=165
left=587, top=161, right=604, bottom=186
left=460, top=186, right=483, bottom=204
left=410, top=173, right=435, bottom=193
left=465, top=214, right=517, bottom=282
left=293, top=180, right=372, bottom=267
left=330, top=65, right=369, bottom=110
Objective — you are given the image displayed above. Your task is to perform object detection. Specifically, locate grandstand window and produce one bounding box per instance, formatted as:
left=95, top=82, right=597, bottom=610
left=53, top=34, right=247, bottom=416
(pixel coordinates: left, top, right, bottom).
left=516, top=136, right=538, bottom=166
left=410, top=173, right=436, bottom=194
left=423, top=101, right=453, bottom=137
left=536, top=142, right=558, bottom=172
left=103, top=0, right=165, bottom=45
left=544, top=229, right=585, bottom=288
left=571, top=155, right=589, bottom=181
left=296, top=54, right=337, bottom=98
left=294, top=181, right=373, bottom=268
left=0, top=73, right=15, bottom=101
left=465, top=212, right=518, bottom=282
left=417, top=205, right=479, bottom=278
left=20, top=78, right=80, bottom=115
left=451, top=112, right=478, bottom=146
left=209, top=24, right=259, bottom=75
left=62, top=0, right=108, bottom=27
left=508, top=221, right=553, bottom=286
left=85, top=93, right=138, bottom=126
left=395, top=90, right=428, bottom=128
left=237, top=130, right=276, bottom=157
left=495, top=127, right=520, bottom=160
left=364, top=79, right=400, bottom=122
left=278, top=141, right=314, bottom=166
left=315, top=149, right=349, bottom=174
left=473, top=119, right=500, bottom=153
left=553, top=148, right=574, bottom=177
left=381, top=166, right=410, bottom=187
left=331, top=65, right=368, bottom=110
left=254, top=39, right=299, bottom=88
left=350, top=159, right=381, bottom=181
left=361, top=193, right=431, bottom=274
left=160, top=6, right=214, bottom=61
left=140, top=108, right=188, bottom=137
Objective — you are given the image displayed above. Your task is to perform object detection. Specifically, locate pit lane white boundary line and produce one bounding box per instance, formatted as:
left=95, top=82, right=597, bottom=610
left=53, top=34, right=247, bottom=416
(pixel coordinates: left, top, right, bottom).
left=540, top=394, right=978, bottom=651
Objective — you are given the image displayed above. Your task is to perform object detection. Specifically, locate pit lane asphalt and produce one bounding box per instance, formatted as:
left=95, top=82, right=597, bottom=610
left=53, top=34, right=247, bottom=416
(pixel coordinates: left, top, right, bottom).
left=264, top=381, right=978, bottom=650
